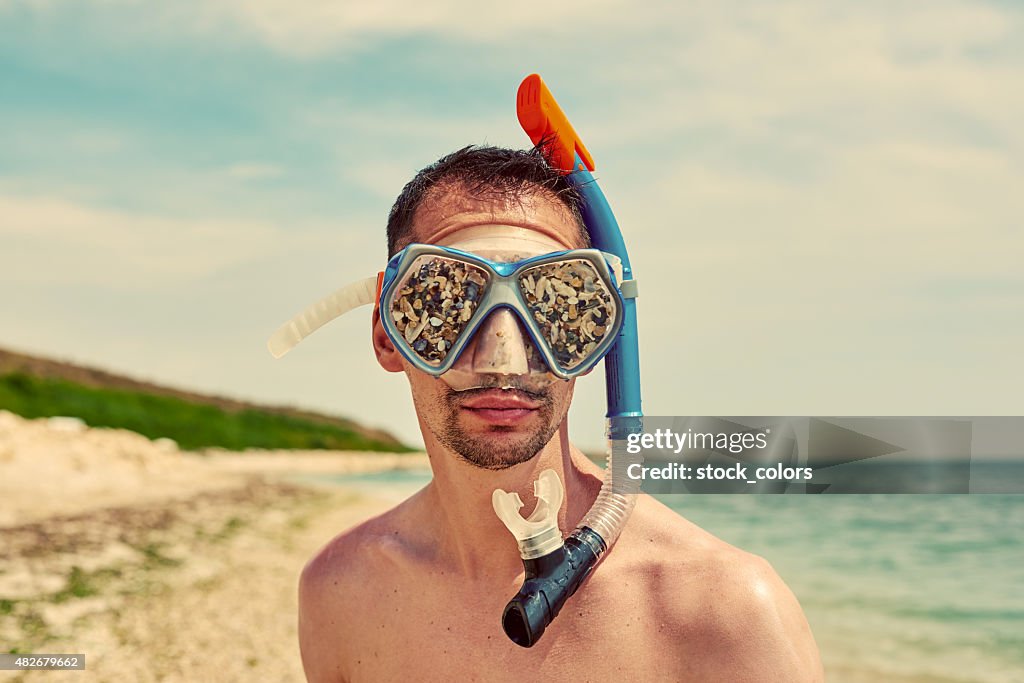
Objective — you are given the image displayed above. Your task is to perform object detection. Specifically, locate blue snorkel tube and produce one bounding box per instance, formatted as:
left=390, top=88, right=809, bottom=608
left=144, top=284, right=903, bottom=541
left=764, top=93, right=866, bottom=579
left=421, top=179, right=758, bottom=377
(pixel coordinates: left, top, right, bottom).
left=496, top=74, right=643, bottom=647
left=574, top=165, right=642, bottom=423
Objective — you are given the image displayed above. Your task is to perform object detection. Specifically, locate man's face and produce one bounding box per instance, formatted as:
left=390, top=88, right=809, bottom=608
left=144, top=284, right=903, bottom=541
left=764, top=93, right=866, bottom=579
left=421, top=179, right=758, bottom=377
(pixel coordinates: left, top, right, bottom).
left=377, top=184, right=584, bottom=470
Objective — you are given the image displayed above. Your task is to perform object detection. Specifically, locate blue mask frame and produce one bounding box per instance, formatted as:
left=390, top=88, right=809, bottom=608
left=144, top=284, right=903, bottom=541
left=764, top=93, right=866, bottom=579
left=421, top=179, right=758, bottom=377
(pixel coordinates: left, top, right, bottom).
left=379, top=243, right=626, bottom=380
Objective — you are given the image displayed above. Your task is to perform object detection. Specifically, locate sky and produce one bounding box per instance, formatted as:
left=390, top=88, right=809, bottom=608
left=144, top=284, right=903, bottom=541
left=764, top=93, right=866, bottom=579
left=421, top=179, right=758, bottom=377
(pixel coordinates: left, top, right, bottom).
left=1, top=0, right=1022, bottom=450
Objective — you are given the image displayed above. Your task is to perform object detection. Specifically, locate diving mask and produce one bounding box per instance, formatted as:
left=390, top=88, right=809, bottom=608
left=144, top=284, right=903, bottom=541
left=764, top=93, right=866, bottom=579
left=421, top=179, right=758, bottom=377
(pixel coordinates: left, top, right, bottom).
left=381, top=244, right=624, bottom=378
left=268, top=236, right=627, bottom=389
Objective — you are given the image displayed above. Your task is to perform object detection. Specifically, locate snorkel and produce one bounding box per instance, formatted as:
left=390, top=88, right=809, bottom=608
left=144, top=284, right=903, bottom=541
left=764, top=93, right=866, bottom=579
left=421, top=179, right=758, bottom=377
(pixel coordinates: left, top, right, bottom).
left=491, top=74, right=643, bottom=647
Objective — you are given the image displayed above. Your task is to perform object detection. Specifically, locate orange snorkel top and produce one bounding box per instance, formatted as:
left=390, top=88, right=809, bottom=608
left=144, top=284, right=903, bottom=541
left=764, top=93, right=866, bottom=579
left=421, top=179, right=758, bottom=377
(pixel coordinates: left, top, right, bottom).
left=516, top=74, right=595, bottom=174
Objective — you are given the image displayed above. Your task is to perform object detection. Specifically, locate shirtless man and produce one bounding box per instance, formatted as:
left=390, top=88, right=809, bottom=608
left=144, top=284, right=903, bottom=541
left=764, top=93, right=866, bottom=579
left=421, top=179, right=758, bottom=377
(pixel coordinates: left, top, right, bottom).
left=296, top=146, right=823, bottom=682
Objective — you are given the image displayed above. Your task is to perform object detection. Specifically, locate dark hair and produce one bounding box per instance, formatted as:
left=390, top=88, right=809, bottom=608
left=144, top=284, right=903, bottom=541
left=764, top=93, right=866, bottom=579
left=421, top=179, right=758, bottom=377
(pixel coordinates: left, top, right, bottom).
left=386, top=143, right=589, bottom=256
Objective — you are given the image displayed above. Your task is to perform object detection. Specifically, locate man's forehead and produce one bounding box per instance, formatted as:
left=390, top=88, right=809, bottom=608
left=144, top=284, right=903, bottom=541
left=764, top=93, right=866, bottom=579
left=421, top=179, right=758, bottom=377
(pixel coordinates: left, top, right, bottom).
left=409, top=184, right=580, bottom=250
left=436, top=225, right=565, bottom=260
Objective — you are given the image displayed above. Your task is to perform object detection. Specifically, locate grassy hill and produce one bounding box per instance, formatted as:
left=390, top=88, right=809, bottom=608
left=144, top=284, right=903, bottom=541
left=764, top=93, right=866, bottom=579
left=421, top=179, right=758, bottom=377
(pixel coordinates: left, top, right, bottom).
left=0, top=347, right=411, bottom=453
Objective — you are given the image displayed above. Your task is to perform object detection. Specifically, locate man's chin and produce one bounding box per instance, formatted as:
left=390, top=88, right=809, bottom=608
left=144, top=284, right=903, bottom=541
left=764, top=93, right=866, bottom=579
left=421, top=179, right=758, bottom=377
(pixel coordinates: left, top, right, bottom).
left=444, top=422, right=553, bottom=471
left=428, top=383, right=562, bottom=470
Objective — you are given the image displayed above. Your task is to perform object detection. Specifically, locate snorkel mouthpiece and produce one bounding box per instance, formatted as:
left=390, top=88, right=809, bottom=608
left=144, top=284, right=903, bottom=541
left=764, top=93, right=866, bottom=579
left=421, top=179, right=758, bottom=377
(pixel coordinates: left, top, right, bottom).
left=492, top=469, right=565, bottom=559
left=493, top=470, right=607, bottom=647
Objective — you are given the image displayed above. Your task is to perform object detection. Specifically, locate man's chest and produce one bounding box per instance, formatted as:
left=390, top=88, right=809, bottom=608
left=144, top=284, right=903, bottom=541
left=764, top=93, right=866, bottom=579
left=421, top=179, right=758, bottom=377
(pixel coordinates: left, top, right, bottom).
left=338, top=581, right=677, bottom=683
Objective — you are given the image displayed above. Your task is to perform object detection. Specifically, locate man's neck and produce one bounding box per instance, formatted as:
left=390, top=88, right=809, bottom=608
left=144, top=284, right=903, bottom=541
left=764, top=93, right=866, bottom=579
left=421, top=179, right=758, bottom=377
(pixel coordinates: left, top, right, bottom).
left=417, top=420, right=604, bottom=581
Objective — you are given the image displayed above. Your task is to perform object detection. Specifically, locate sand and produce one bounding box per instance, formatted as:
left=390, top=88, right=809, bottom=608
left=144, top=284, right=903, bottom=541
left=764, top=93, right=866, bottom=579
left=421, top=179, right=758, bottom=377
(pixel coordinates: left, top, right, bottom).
left=0, top=410, right=426, bottom=682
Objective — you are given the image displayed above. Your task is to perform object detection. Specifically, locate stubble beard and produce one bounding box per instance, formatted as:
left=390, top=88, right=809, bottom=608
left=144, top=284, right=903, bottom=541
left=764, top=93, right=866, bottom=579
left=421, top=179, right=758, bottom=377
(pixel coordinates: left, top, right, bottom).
left=431, top=385, right=561, bottom=471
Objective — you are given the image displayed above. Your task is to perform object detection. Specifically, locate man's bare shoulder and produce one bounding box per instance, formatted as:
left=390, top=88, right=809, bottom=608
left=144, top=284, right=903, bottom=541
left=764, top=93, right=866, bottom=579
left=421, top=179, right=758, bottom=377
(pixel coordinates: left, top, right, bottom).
left=300, top=489, right=432, bottom=604
left=302, top=503, right=405, bottom=584
left=603, top=495, right=824, bottom=682
left=297, top=495, right=423, bottom=683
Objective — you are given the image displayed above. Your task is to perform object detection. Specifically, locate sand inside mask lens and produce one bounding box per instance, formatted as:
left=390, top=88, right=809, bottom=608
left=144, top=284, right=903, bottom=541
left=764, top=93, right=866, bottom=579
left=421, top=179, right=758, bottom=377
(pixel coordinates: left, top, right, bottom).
left=519, top=259, right=616, bottom=371
left=389, top=255, right=489, bottom=365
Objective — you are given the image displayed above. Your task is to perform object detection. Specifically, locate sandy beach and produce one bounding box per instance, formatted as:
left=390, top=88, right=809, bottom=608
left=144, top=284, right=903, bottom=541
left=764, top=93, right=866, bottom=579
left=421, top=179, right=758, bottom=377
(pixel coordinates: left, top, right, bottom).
left=0, top=410, right=426, bottom=682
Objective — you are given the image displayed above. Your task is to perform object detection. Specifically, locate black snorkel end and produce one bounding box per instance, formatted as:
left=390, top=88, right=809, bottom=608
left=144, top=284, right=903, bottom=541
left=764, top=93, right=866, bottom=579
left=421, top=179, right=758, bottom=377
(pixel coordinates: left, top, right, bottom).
left=501, top=527, right=607, bottom=647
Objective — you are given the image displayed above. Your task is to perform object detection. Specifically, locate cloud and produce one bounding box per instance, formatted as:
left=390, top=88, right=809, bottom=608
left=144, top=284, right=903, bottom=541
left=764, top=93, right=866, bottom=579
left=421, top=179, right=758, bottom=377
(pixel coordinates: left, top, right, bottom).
left=0, top=194, right=290, bottom=287
left=225, top=162, right=284, bottom=181
left=629, top=137, right=1023, bottom=299
left=183, top=0, right=621, bottom=58
left=576, top=2, right=1023, bottom=154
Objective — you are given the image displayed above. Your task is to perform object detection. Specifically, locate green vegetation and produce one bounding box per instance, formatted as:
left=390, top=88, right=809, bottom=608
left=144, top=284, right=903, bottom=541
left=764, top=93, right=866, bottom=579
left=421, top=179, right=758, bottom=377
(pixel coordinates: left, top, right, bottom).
left=16, top=612, right=46, bottom=640
left=0, top=371, right=412, bottom=452
left=52, top=566, right=100, bottom=603
left=194, top=516, right=248, bottom=544
left=135, top=543, right=183, bottom=569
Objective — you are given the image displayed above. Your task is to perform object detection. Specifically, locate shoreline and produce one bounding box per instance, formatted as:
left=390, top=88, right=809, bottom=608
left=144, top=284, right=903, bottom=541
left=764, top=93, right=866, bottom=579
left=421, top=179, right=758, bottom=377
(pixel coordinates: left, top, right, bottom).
left=0, top=410, right=427, bottom=528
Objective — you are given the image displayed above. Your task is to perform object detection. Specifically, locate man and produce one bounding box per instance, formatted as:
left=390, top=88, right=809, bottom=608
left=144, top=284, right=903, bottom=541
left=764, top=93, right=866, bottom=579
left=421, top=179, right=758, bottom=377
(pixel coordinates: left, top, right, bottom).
left=297, top=145, right=823, bottom=682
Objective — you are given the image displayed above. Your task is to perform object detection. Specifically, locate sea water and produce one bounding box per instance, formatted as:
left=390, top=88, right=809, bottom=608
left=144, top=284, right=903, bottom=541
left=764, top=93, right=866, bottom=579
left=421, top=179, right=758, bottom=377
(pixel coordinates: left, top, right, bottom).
left=676, top=494, right=1024, bottom=683
left=315, top=469, right=1023, bottom=683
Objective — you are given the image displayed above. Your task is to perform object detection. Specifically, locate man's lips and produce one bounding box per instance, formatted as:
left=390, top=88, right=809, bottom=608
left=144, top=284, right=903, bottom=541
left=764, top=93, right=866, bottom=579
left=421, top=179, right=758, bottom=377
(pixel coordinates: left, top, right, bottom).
left=459, top=389, right=540, bottom=423
left=460, top=389, right=541, bottom=410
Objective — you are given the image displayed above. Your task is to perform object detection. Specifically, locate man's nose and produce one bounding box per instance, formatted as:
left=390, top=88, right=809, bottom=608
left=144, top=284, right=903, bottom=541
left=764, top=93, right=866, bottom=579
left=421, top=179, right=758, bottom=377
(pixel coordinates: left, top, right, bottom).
left=466, top=308, right=530, bottom=375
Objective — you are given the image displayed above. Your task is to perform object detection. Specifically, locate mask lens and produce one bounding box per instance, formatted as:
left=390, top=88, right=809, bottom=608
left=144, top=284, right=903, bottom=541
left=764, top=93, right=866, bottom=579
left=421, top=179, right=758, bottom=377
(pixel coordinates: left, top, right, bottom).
left=389, top=255, right=489, bottom=366
left=518, top=258, right=617, bottom=371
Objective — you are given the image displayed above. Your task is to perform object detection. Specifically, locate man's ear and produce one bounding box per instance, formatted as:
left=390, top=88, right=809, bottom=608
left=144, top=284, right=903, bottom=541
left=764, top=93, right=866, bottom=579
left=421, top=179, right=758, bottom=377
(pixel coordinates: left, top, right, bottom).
left=372, top=304, right=404, bottom=373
